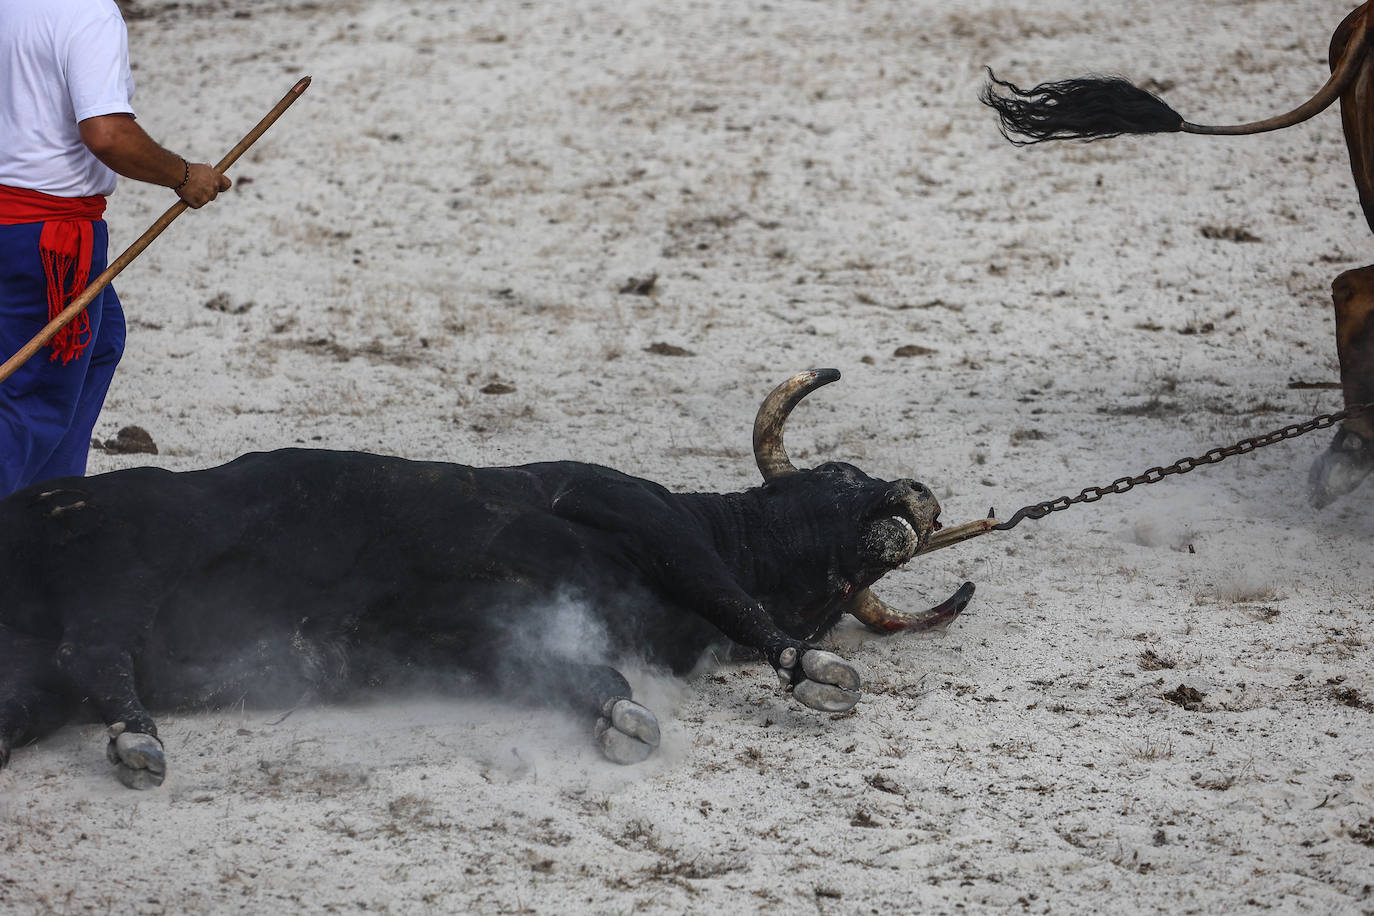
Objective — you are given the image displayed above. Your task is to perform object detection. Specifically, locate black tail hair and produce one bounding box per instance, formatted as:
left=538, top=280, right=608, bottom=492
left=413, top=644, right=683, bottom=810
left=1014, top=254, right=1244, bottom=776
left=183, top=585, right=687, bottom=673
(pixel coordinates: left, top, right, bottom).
left=980, top=68, right=1184, bottom=145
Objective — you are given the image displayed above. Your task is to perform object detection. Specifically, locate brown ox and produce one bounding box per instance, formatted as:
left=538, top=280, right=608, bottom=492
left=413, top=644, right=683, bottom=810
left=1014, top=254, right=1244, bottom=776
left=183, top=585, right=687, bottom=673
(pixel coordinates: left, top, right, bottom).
left=981, top=2, right=1374, bottom=506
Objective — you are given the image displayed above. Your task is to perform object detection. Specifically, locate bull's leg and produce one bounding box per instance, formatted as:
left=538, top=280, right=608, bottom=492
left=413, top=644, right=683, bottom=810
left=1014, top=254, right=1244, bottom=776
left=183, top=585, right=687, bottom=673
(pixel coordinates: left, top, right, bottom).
left=495, top=658, right=660, bottom=765
left=352, top=591, right=661, bottom=764
left=1310, top=266, right=1374, bottom=507
left=0, top=632, right=77, bottom=771
left=583, top=667, right=661, bottom=766
left=594, top=697, right=661, bottom=765
left=770, top=647, right=861, bottom=712
left=53, top=641, right=166, bottom=789
left=550, top=482, right=864, bottom=713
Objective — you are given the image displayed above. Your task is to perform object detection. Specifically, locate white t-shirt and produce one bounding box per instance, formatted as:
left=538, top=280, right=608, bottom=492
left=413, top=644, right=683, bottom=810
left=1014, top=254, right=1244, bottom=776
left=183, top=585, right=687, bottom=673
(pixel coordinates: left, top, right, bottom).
left=0, top=0, right=136, bottom=198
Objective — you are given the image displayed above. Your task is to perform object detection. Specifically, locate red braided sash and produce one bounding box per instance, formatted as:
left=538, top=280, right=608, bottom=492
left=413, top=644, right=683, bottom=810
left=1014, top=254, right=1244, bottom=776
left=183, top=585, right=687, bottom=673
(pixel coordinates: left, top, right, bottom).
left=0, top=185, right=109, bottom=364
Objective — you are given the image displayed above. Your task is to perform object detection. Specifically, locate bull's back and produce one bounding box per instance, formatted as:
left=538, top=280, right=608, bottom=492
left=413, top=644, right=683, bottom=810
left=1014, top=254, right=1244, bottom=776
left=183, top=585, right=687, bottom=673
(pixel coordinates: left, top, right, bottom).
left=0, top=450, right=562, bottom=634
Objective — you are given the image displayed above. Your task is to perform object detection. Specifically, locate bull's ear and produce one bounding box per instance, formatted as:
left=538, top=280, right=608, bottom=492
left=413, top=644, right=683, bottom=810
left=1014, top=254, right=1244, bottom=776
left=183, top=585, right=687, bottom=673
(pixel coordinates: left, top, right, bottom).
left=846, top=584, right=974, bottom=633
left=752, top=368, right=841, bottom=481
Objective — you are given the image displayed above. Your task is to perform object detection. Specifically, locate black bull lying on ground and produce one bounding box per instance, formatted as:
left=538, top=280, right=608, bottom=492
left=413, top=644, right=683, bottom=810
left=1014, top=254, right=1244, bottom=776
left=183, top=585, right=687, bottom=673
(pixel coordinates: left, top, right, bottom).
left=0, top=369, right=975, bottom=788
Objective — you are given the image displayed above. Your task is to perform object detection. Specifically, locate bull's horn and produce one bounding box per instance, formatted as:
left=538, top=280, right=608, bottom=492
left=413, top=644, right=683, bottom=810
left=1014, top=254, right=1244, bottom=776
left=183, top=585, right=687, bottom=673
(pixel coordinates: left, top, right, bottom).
left=848, top=582, right=976, bottom=633
left=753, top=368, right=841, bottom=480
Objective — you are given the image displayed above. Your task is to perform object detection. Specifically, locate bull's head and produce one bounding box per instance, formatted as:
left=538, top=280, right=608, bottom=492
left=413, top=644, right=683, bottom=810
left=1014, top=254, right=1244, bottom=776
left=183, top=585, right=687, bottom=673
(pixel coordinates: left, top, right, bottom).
left=749, top=369, right=969, bottom=639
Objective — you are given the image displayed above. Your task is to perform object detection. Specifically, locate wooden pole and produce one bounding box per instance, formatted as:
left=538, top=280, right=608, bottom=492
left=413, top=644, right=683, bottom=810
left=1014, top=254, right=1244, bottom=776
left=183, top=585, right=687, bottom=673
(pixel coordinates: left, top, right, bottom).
left=915, top=513, right=999, bottom=555
left=0, top=76, right=311, bottom=384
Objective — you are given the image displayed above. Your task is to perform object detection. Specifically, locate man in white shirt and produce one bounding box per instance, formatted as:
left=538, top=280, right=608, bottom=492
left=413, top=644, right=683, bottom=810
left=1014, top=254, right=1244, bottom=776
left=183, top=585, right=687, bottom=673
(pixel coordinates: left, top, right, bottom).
left=0, top=0, right=231, bottom=497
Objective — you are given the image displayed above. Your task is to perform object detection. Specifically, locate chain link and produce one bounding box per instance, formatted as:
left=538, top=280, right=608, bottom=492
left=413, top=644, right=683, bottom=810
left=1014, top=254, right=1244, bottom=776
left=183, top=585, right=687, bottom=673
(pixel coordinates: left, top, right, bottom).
left=993, top=401, right=1374, bottom=531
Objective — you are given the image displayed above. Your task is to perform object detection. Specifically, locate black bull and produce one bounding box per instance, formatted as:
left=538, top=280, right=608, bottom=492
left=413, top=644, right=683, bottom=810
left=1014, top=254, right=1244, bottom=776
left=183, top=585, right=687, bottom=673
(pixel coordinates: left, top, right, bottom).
left=0, top=369, right=974, bottom=788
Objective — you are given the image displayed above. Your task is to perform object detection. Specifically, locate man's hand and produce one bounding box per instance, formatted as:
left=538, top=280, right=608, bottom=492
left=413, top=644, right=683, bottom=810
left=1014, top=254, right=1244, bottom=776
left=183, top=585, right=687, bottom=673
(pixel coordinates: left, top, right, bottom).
left=176, top=163, right=232, bottom=208
left=79, top=114, right=231, bottom=207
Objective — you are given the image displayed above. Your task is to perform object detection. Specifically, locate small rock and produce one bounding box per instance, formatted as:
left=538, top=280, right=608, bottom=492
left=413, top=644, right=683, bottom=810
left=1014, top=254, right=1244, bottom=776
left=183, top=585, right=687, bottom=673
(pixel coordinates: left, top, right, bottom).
left=865, top=772, right=905, bottom=795
left=1162, top=684, right=1204, bottom=711
left=619, top=274, right=658, bottom=296
left=645, top=342, right=694, bottom=357
left=1199, top=225, right=1261, bottom=243
left=99, top=425, right=158, bottom=455
left=204, top=292, right=253, bottom=314
left=1138, top=649, right=1176, bottom=671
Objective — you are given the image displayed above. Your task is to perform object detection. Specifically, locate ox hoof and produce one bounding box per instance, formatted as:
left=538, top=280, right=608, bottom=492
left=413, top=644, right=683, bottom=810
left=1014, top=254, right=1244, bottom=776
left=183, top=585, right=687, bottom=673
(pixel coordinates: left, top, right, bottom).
left=105, top=725, right=166, bottom=790
left=1308, top=428, right=1374, bottom=508
left=792, top=650, right=861, bottom=713
left=595, top=699, right=660, bottom=765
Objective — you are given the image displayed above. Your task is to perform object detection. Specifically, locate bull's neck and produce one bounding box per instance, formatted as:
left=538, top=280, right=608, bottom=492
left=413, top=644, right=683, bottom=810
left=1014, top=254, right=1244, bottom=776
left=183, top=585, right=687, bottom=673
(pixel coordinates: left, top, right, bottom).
left=675, top=489, right=789, bottom=592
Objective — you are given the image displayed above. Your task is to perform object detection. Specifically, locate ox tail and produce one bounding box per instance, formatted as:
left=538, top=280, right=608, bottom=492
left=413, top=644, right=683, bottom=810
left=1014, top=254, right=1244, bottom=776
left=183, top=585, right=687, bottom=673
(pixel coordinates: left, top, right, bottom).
left=1182, top=13, right=1370, bottom=136
left=982, top=13, right=1372, bottom=144
left=981, top=71, right=1183, bottom=144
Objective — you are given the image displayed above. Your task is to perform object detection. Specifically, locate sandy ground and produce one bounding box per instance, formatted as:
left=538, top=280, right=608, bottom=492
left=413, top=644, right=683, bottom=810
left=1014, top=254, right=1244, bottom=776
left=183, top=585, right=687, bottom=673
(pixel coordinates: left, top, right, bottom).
left=3, top=0, right=1374, bottom=912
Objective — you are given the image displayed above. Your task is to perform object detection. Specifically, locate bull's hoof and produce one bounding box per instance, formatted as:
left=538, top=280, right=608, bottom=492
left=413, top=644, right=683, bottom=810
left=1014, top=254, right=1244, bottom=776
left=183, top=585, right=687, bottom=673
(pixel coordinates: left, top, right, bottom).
left=595, top=698, right=660, bottom=765
left=1308, top=427, right=1374, bottom=508
left=791, top=649, right=861, bottom=713
left=105, top=724, right=166, bottom=790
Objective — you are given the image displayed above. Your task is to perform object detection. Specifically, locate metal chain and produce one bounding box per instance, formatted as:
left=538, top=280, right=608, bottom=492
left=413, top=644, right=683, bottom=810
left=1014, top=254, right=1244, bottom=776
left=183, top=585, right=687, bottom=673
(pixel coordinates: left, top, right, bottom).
left=993, top=401, right=1374, bottom=531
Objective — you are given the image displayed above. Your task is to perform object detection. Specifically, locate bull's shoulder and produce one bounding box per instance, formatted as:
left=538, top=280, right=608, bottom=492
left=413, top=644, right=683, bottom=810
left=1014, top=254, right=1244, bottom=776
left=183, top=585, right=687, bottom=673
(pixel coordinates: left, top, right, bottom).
left=515, top=461, right=722, bottom=544
left=206, top=447, right=458, bottom=482
left=177, top=448, right=501, bottom=495
left=516, top=460, right=671, bottom=497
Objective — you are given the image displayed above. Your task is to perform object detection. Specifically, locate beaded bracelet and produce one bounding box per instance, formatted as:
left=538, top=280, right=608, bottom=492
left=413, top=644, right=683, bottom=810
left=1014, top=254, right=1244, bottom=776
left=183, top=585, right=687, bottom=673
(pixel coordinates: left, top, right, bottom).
left=173, top=158, right=190, bottom=193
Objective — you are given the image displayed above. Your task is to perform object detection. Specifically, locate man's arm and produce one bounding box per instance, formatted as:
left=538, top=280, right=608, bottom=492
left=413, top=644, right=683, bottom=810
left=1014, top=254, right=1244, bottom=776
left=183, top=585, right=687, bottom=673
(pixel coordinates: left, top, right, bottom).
left=78, top=114, right=230, bottom=209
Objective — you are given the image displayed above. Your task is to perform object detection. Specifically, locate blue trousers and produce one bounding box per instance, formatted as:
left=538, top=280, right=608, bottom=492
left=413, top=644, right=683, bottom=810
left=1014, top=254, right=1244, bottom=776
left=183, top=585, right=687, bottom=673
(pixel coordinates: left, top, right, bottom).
left=0, top=220, right=126, bottom=498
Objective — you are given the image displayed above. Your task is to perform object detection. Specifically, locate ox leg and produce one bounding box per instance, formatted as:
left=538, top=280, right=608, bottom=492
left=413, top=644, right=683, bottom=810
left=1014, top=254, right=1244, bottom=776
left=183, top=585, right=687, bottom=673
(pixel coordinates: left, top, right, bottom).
left=0, top=632, right=76, bottom=771
left=489, top=658, right=661, bottom=765
left=53, top=641, right=166, bottom=789
left=1310, top=266, right=1374, bottom=507
left=581, top=667, right=661, bottom=766
left=546, top=479, right=863, bottom=713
